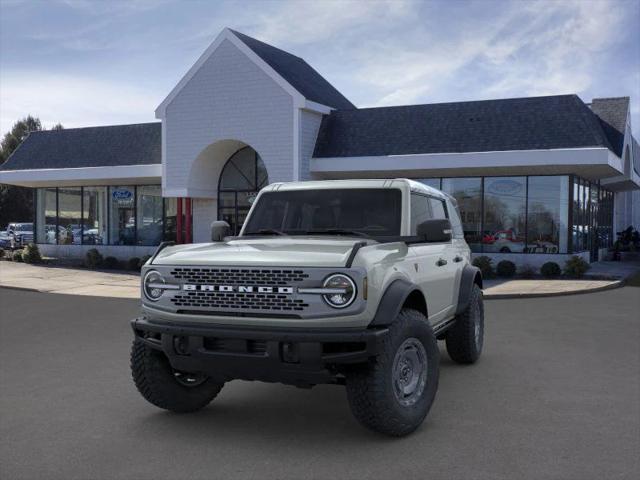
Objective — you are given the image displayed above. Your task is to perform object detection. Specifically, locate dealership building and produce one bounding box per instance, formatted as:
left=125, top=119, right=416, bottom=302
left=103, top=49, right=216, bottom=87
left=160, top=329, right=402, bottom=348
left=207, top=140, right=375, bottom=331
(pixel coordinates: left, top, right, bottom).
left=1, top=28, right=638, bottom=266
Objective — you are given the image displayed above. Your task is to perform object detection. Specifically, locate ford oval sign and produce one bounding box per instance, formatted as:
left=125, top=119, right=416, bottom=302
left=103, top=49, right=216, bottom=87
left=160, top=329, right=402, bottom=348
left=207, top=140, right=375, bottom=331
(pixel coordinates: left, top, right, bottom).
left=112, top=189, right=133, bottom=200
left=488, top=179, right=523, bottom=195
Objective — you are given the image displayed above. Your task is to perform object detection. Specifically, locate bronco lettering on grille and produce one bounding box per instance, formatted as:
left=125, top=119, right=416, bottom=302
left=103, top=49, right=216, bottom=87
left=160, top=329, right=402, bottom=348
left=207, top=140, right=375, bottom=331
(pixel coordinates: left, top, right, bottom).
left=182, top=285, right=294, bottom=294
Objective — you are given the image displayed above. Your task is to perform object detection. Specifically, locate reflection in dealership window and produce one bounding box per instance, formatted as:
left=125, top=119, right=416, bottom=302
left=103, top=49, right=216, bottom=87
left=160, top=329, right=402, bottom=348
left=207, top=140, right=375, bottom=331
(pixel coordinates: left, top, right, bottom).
left=57, top=187, right=82, bottom=245
left=83, top=187, right=107, bottom=245
left=109, top=186, right=136, bottom=245
left=35, top=188, right=57, bottom=244
left=441, top=178, right=482, bottom=252
left=482, top=177, right=526, bottom=253
left=136, top=186, right=163, bottom=245
left=527, top=176, right=569, bottom=254
left=163, top=197, right=177, bottom=242
left=416, top=178, right=441, bottom=190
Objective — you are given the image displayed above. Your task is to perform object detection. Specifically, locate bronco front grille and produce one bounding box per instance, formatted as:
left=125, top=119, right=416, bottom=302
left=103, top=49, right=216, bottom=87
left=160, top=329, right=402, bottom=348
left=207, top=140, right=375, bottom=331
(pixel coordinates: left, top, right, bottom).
left=169, top=267, right=309, bottom=285
left=170, top=291, right=309, bottom=311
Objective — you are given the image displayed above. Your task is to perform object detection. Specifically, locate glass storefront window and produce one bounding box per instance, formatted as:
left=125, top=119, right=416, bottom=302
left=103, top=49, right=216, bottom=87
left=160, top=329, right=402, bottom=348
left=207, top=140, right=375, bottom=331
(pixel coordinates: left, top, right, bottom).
left=416, top=178, right=441, bottom=190
left=527, top=176, right=569, bottom=254
left=57, top=188, right=82, bottom=245
left=109, top=186, right=136, bottom=245
left=83, top=187, right=107, bottom=245
left=218, top=146, right=269, bottom=235
left=163, top=197, right=177, bottom=242
left=482, top=177, right=526, bottom=254
left=441, top=178, right=482, bottom=252
left=35, top=188, right=57, bottom=244
left=136, top=186, right=163, bottom=245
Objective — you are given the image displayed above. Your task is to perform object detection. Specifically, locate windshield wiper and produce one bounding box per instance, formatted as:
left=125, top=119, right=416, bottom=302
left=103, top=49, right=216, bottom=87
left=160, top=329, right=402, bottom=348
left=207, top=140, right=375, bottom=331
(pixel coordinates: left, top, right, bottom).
left=245, top=229, right=287, bottom=236
left=306, top=229, right=371, bottom=239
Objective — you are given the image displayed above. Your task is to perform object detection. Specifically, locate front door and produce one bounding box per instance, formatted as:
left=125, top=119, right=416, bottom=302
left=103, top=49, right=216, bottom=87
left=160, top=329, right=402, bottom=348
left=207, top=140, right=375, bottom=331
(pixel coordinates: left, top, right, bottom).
left=217, top=147, right=268, bottom=235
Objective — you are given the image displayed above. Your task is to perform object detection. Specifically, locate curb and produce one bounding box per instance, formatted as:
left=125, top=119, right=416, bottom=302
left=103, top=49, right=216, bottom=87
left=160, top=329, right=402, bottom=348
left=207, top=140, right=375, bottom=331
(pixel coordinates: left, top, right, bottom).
left=484, top=279, right=624, bottom=300
left=0, top=285, right=41, bottom=293
left=4, top=279, right=626, bottom=301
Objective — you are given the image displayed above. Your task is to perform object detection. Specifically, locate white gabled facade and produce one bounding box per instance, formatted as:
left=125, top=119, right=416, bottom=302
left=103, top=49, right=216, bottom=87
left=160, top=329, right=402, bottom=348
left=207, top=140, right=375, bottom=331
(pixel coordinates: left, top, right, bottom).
left=154, top=29, right=328, bottom=241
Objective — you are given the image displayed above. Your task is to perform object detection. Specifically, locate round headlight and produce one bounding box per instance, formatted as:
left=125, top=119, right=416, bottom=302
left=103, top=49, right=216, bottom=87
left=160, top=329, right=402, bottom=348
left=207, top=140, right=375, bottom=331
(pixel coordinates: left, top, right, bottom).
left=322, top=274, right=356, bottom=308
left=143, top=270, right=165, bottom=301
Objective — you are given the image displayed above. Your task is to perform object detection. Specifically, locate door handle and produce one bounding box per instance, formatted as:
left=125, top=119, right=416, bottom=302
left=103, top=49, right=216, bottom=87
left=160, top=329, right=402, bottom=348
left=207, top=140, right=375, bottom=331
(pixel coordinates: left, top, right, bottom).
left=436, top=258, right=447, bottom=267
left=453, top=256, right=463, bottom=263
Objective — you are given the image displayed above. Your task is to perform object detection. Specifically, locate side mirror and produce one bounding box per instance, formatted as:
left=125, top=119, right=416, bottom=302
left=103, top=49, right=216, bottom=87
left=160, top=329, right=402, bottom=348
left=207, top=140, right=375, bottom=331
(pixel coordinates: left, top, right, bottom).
left=211, top=221, right=231, bottom=242
left=416, top=219, right=452, bottom=243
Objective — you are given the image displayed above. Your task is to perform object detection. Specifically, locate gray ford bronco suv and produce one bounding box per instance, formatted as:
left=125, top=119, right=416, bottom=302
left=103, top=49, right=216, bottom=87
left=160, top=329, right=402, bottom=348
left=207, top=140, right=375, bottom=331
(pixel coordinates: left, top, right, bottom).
left=131, top=179, right=484, bottom=436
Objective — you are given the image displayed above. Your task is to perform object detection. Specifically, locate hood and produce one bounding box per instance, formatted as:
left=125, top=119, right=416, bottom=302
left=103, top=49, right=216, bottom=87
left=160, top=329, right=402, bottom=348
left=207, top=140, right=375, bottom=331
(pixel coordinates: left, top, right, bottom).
left=152, top=237, right=372, bottom=267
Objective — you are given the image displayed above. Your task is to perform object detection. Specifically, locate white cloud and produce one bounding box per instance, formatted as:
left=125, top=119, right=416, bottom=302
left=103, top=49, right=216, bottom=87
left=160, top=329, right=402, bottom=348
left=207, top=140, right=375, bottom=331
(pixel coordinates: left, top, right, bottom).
left=249, top=0, right=412, bottom=46
left=346, top=0, right=627, bottom=106
left=0, top=72, right=158, bottom=133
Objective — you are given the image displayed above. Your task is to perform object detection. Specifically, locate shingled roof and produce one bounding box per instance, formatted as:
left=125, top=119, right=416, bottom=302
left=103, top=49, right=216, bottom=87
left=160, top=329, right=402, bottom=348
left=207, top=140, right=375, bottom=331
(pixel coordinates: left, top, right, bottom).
left=1, top=122, right=161, bottom=171
left=589, top=97, right=629, bottom=157
left=230, top=29, right=355, bottom=110
left=313, top=95, right=616, bottom=158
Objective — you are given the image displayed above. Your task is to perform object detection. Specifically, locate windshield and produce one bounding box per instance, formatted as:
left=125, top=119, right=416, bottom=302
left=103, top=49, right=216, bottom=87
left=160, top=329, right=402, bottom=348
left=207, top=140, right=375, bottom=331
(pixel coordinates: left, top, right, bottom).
left=243, top=188, right=402, bottom=238
left=13, top=224, right=33, bottom=231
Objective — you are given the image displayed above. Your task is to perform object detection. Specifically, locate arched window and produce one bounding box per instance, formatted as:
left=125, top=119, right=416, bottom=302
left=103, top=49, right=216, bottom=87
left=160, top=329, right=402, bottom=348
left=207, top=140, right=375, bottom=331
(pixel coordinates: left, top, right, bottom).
left=218, top=146, right=268, bottom=234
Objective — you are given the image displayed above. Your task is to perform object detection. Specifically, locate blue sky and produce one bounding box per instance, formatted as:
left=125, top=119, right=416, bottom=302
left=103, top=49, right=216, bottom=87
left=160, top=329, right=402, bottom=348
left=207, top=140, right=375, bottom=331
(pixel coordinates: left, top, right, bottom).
left=1, top=0, right=639, bottom=137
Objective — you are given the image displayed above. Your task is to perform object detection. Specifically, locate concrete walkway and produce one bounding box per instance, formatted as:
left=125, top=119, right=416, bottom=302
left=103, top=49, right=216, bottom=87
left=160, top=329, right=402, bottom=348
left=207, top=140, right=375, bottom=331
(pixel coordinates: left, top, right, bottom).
left=1, top=260, right=636, bottom=300
left=482, top=278, right=622, bottom=299
left=0, top=262, right=140, bottom=299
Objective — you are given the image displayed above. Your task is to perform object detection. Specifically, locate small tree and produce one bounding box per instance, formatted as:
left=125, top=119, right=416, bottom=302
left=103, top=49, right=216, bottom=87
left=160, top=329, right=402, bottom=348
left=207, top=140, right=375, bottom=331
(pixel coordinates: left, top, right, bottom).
left=472, top=256, right=494, bottom=278
left=564, top=256, right=590, bottom=278
left=22, top=243, right=42, bottom=264
left=85, top=248, right=103, bottom=269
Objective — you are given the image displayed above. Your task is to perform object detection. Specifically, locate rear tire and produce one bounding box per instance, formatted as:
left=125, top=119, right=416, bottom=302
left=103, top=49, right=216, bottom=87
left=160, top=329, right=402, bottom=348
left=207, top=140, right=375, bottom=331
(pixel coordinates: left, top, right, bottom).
left=131, top=339, right=224, bottom=413
left=445, top=284, right=484, bottom=364
left=345, top=309, right=439, bottom=436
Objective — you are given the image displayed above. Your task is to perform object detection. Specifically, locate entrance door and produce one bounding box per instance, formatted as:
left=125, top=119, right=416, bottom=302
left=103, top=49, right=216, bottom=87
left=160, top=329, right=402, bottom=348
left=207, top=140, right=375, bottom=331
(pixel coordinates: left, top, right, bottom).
left=217, top=147, right=268, bottom=235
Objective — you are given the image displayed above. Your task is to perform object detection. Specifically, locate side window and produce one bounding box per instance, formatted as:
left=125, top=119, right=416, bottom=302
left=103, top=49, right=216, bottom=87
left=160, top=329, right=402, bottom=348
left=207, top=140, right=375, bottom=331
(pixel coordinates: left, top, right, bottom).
left=446, top=199, right=464, bottom=238
left=410, top=193, right=432, bottom=234
left=429, top=198, right=448, bottom=220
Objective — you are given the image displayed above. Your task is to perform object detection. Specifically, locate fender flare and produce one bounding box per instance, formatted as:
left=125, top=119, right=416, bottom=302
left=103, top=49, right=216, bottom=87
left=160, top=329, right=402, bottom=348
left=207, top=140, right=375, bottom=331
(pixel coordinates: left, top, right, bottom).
left=369, top=279, right=422, bottom=327
left=455, top=265, right=483, bottom=316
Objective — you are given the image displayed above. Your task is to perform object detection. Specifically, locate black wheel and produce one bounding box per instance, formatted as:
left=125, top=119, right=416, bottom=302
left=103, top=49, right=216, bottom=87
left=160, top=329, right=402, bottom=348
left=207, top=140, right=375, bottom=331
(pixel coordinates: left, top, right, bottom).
left=131, top=339, right=224, bottom=413
left=499, top=247, right=511, bottom=253
left=445, top=284, right=484, bottom=364
left=345, top=309, right=439, bottom=436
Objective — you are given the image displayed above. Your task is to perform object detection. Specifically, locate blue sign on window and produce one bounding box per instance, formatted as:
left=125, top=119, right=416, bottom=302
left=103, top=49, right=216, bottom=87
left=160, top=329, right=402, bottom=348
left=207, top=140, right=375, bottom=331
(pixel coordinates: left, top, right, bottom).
left=112, top=189, right=133, bottom=200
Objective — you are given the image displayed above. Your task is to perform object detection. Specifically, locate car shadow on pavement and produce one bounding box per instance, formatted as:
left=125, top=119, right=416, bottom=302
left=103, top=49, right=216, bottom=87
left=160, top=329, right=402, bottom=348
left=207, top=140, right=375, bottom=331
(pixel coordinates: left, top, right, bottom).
left=127, top=350, right=461, bottom=445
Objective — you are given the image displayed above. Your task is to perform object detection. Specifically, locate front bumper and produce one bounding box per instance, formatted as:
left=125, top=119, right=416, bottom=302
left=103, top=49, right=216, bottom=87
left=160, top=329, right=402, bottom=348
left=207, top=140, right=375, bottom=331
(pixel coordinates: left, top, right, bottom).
left=131, top=317, right=388, bottom=386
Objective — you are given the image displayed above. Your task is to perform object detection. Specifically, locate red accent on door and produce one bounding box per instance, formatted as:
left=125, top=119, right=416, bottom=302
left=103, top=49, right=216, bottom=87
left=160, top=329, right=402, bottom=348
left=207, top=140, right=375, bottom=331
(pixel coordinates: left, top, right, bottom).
left=185, top=198, right=192, bottom=244
left=176, top=197, right=183, bottom=244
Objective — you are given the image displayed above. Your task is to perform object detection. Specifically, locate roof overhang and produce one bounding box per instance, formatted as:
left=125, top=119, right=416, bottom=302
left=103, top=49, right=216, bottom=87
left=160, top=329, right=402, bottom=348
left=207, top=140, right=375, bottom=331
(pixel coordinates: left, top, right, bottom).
left=0, top=164, right=161, bottom=188
left=311, top=147, right=630, bottom=184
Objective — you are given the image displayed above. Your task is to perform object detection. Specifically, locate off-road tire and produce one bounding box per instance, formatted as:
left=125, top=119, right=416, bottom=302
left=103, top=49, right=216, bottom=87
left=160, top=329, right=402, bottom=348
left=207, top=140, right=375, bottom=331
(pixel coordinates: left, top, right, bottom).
left=131, top=339, right=224, bottom=413
left=445, top=284, right=484, bottom=364
left=345, top=309, right=439, bottom=436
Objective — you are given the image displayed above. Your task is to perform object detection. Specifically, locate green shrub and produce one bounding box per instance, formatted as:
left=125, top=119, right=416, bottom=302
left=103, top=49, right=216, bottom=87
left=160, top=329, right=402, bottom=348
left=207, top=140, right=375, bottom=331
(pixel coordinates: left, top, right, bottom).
left=139, top=254, right=152, bottom=269
left=540, top=262, right=561, bottom=278
left=127, top=257, right=141, bottom=271
left=12, top=250, right=23, bottom=262
left=496, top=260, right=516, bottom=278
left=472, top=256, right=494, bottom=278
left=0, top=249, right=5, bottom=259
left=103, top=256, right=119, bottom=269
left=564, top=256, right=590, bottom=278
left=22, top=243, right=42, bottom=264
left=85, top=248, right=103, bottom=269
left=519, top=264, right=536, bottom=279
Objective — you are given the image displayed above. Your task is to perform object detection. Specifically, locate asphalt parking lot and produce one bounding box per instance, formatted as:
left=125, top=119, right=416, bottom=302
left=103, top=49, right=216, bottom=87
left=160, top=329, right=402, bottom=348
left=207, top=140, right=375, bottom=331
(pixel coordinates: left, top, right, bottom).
left=1, top=287, right=638, bottom=480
